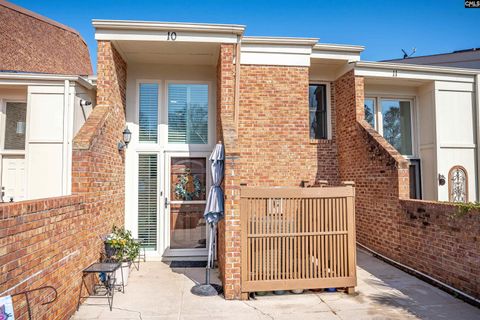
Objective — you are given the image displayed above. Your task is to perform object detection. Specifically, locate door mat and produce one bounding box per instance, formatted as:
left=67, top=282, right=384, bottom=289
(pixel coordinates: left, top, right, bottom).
left=169, top=261, right=208, bottom=268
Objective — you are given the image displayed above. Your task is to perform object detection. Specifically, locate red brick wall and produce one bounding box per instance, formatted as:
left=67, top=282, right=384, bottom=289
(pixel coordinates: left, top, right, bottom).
left=0, top=196, right=89, bottom=319
left=0, top=1, right=92, bottom=75
left=72, top=40, right=126, bottom=228
left=218, top=61, right=341, bottom=299
left=400, top=199, right=480, bottom=299
left=216, top=44, right=242, bottom=299
left=334, top=70, right=409, bottom=260
left=0, top=40, right=126, bottom=319
left=335, top=70, right=479, bottom=299
left=238, top=65, right=339, bottom=187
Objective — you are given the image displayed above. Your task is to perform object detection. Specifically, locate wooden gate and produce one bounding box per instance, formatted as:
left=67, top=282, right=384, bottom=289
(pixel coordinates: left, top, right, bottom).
left=240, top=185, right=356, bottom=293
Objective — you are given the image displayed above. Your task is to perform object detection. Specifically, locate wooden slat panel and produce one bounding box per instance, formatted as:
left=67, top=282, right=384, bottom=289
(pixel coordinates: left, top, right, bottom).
left=240, top=186, right=356, bottom=293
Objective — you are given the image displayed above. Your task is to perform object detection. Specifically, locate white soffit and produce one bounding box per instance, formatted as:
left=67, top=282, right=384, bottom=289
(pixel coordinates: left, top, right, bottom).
left=240, top=36, right=318, bottom=67
left=355, top=61, right=480, bottom=83
left=113, top=41, right=220, bottom=65
left=93, top=20, right=245, bottom=44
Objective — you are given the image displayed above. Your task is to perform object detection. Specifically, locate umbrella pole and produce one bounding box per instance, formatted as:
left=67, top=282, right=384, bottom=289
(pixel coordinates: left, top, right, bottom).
left=191, top=221, right=222, bottom=296
left=205, top=222, right=214, bottom=285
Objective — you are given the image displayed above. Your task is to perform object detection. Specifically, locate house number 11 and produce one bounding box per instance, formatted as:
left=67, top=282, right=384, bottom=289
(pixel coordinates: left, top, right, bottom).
left=167, top=32, right=177, bottom=40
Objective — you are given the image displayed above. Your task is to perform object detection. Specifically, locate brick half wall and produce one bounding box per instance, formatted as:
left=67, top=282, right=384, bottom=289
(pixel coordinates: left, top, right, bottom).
left=0, top=40, right=127, bottom=320
left=335, top=69, right=479, bottom=300
left=335, top=70, right=409, bottom=260
left=0, top=196, right=88, bottom=319
left=400, top=199, right=480, bottom=299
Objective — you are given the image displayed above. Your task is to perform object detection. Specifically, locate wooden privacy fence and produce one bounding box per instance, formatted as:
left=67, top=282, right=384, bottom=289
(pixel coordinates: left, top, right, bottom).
left=240, top=185, right=356, bottom=294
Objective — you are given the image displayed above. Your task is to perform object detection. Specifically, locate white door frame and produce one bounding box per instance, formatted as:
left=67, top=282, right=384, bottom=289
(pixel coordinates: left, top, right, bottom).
left=162, top=151, right=211, bottom=258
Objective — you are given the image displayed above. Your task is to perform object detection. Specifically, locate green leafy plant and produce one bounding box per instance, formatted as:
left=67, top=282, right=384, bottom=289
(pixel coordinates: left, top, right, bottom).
left=449, top=202, right=480, bottom=219
left=104, top=226, right=140, bottom=262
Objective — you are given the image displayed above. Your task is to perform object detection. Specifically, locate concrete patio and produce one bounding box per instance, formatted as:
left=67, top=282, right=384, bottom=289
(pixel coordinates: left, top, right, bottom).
left=72, top=249, right=479, bottom=320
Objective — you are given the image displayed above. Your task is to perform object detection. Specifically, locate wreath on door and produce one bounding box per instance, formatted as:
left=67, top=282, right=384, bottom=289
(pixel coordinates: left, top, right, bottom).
left=174, top=168, right=203, bottom=200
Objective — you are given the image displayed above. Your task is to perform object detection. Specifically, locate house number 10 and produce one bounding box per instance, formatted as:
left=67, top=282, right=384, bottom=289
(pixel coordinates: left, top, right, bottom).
left=167, top=32, right=177, bottom=41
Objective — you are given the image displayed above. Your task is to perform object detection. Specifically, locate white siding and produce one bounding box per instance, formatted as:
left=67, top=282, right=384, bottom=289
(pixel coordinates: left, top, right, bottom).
left=418, top=83, right=437, bottom=200
left=435, top=82, right=476, bottom=202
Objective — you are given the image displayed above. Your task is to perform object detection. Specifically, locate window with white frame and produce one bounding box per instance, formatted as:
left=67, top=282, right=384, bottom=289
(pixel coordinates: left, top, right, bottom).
left=309, top=84, right=329, bottom=140
left=364, top=97, right=413, bottom=156
left=139, top=83, right=159, bottom=143
left=168, top=83, right=209, bottom=144
left=3, top=102, right=27, bottom=150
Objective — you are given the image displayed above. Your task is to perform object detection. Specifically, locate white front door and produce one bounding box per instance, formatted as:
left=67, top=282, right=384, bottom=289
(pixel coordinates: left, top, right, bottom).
left=1, top=156, right=25, bottom=202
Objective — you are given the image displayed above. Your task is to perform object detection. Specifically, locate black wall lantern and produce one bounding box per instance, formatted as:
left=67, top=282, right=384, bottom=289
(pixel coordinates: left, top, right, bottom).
left=118, top=127, right=132, bottom=151
left=438, top=174, right=446, bottom=186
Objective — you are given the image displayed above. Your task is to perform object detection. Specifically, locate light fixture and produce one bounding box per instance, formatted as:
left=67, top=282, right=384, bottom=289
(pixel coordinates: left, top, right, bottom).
left=16, top=121, right=25, bottom=135
left=438, top=174, right=446, bottom=186
left=118, top=126, right=132, bottom=151
left=79, top=99, right=92, bottom=107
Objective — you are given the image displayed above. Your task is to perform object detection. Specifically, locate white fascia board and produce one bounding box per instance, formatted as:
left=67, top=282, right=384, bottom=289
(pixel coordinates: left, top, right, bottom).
left=313, top=43, right=364, bottom=53
left=355, top=61, right=480, bottom=76
left=241, top=52, right=311, bottom=66
left=355, top=61, right=478, bottom=83
left=311, top=51, right=361, bottom=62
left=93, top=20, right=245, bottom=33
left=93, top=20, right=244, bottom=43
left=95, top=28, right=239, bottom=43
left=311, top=43, right=363, bottom=62
left=240, top=38, right=316, bottom=67
left=0, top=73, right=95, bottom=90
left=242, top=36, right=319, bottom=46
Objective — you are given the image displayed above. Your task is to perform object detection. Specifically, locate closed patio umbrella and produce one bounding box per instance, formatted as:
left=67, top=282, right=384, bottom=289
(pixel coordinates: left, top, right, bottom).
left=191, top=142, right=224, bottom=296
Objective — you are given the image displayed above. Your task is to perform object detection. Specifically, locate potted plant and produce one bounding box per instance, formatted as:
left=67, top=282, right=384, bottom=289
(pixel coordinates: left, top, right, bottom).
left=104, top=226, right=140, bottom=286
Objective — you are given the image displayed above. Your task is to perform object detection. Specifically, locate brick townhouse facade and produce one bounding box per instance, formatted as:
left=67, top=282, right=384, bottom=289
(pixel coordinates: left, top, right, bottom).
left=92, top=22, right=479, bottom=302
left=1, top=9, right=480, bottom=319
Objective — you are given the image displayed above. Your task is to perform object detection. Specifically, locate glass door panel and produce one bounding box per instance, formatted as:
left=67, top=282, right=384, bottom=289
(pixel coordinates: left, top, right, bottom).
left=169, top=157, right=207, bottom=251
left=381, top=99, right=413, bottom=155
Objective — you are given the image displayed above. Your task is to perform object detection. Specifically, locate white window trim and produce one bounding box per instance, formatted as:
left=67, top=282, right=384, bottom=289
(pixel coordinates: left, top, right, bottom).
left=0, top=98, right=28, bottom=153
left=136, top=80, right=162, bottom=146
left=164, top=80, right=215, bottom=151
left=0, top=98, right=28, bottom=202
left=131, top=79, right=215, bottom=258
left=134, top=80, right=216, bottom=153
left=309, top=82, right=332, bottom=140
left=365, top=95, right=418, bottom=158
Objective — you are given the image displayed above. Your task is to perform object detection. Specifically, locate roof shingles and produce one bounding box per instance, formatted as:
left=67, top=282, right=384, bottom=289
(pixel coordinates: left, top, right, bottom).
left=0, top=0, right=92, bottom=75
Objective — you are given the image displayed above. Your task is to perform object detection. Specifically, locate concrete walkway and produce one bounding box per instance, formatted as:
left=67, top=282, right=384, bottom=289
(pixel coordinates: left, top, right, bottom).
left=72, top=249, right=479, bottom=320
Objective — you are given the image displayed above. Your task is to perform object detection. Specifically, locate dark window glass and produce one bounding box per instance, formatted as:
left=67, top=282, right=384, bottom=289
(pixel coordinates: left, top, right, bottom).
left=170, top=157, right=207, bottom=249
left=409, top=159, right=422, bottom=199
left=309, top=84, right=328, bottom=139
left=4, top=102, right=27, bottom=150
left=364, top=98, right=376, bottom=128
left=381, top=99, right=413, bottom=155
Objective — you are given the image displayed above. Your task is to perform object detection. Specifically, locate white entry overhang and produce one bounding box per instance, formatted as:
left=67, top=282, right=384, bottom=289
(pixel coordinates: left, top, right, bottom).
left=354, top=61, right=480, bottom=83
left=93, top=20, right=245, bottom=44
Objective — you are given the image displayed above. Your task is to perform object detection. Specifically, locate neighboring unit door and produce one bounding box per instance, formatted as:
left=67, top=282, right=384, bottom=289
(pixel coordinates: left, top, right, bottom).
left=1, top=156, right=25, bottom=202
left=164, top=155, right=208, bottom=257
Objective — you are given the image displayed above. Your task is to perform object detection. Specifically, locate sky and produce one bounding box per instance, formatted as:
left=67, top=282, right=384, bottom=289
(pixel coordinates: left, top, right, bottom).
left=11, top=0, right=480, bottom=74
